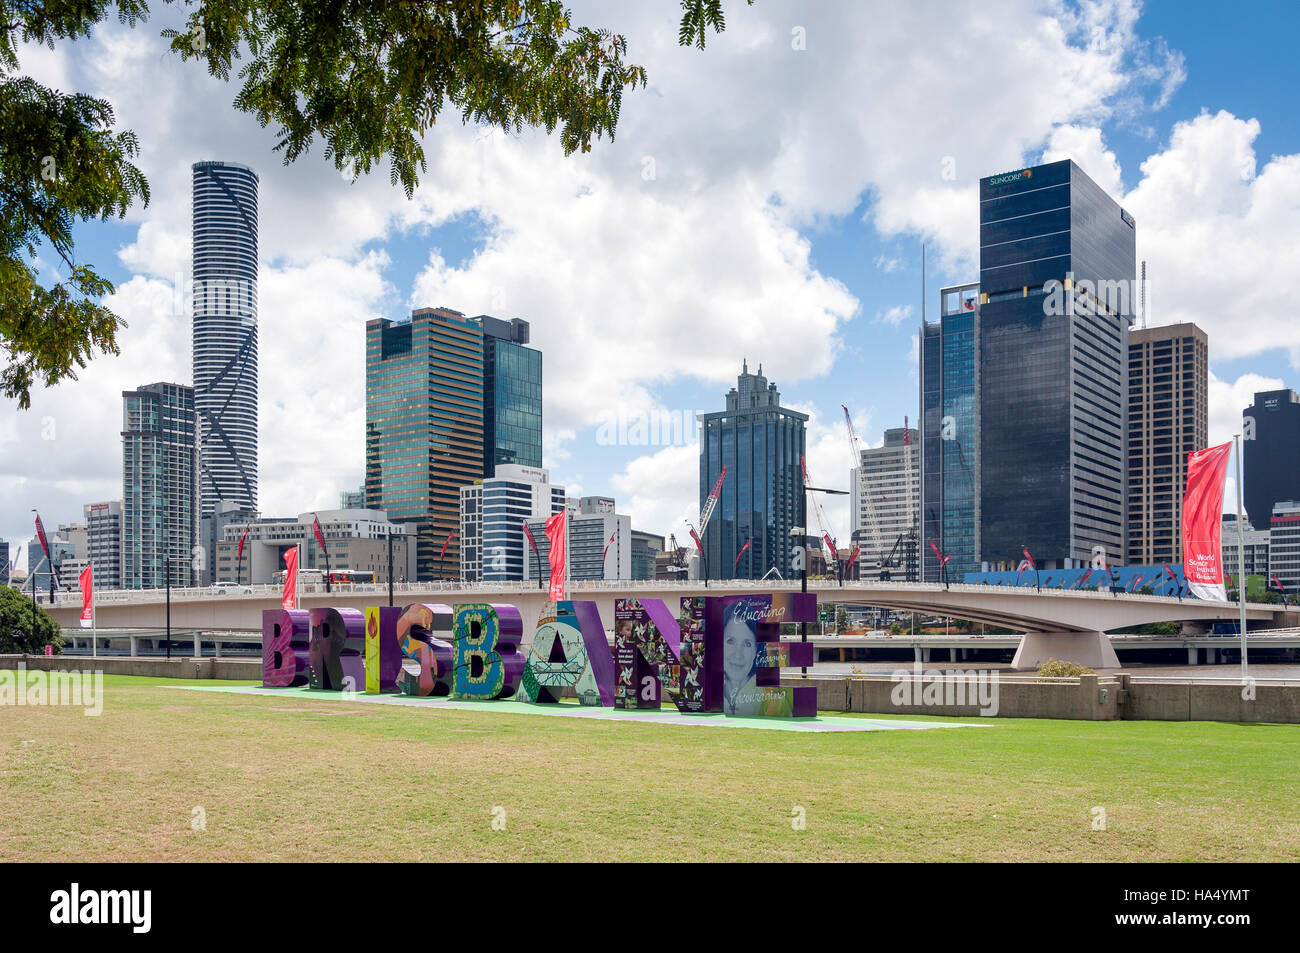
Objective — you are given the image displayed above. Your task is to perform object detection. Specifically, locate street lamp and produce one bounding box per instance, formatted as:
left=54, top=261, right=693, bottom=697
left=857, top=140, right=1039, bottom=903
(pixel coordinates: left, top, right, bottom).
left=797, top=482, right=849, bottom=675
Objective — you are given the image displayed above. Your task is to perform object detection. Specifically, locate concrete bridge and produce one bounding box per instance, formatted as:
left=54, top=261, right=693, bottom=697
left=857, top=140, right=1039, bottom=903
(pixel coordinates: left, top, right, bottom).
left=41, top=579, right=1289, bottom=669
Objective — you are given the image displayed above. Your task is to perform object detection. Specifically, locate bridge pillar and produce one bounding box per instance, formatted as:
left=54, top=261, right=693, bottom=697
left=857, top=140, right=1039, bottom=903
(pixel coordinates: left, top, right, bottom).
left=1010, top=631, right=1121, bottom=671
left=1187, top=647, right=1198, bottom=666
left=129, top=636, right=138, bottom=657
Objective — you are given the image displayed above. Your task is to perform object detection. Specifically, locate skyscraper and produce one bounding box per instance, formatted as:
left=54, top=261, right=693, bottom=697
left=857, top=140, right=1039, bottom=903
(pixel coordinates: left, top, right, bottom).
left=854, top=426, right=919, bottom=579
left=366, top=307, right=484, bottom=580
left=921, top=282, right=981, bottom=581
left=459, top=464, right=565, bottom=582
left=698, top=361, right=806, bottom=580
left=122, top=382, right=198, bottom=588
left=192, top=160, right=259, bottom=520
left=477, top=315, right=542, bottom=475
left=1126, top=322, right=1208, bottom=565
left=84, top=501, right=124, bottom=590
left=978, top=159, right=1135, bottom=570
left=1243, top=389, right=1300, bottom=528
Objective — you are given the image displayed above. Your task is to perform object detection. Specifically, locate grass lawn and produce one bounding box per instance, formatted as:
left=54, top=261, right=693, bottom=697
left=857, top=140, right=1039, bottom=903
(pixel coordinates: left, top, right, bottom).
left=1, top=675, right=1297, bottom=862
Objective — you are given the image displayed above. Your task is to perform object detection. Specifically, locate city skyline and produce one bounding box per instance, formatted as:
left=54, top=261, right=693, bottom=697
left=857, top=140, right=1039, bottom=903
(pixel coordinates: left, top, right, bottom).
left=4, top=2, right=1299, bottom=569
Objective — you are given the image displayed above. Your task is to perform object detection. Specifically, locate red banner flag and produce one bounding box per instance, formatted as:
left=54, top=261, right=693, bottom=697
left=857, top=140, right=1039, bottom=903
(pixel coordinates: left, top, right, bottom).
left=79, top=563, right=93, bottom=628
left=1076, top=568, right=1093, bottom=589
left=734, top=539, right=752, bottom=567
left=1128, top=574, right=1145, bottom=592
left=33, top=511, right=60, bottom=589
left=1182, top=442, right=1232, bottom=600
left=1022, top=548, right=1035, bottom=570
left=282, top=546, right=298, bottom=610
left=929, top=540, right=952, bottom=568
left=601, top=530, right=617, bottom=564
left=237, top=527, right=249, bottom=564
left=522, top=520, right=540, bottom=557
left=688, top=527, right=704, bottom=556
left=822, top=533, right=839, bottom=561
left=544, top=512, right=567, bottom=601
left=438, top=533, right=456, bottom=560
left=313, top=515, right=328, bottom=553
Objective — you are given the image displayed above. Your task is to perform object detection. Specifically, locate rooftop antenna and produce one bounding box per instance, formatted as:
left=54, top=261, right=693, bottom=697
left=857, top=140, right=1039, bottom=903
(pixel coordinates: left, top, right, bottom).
left=1140, top=259, right=1147, bottom=328
left=921, top=243, right=926, bottom=325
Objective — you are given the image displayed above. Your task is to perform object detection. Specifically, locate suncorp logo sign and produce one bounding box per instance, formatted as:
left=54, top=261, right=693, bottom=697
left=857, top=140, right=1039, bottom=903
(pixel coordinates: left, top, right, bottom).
left=987, top=168, right=1033, bottom=187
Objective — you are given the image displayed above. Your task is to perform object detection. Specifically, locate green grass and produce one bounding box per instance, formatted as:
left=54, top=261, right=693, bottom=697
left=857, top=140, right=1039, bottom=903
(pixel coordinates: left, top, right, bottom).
left=1, top=675, right=1297, bottom=861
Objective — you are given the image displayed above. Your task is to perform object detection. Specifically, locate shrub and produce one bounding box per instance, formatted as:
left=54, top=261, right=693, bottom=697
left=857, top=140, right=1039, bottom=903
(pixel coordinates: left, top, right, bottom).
left=1036, top=657, right=1095, bottom=678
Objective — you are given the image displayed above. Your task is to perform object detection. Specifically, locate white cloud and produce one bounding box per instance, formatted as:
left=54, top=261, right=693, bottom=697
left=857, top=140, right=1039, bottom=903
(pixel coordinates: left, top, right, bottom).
left=1209, top=370, right=1284, bottom=448
left=1042, top=124, right=1124, bottom=194
left=874, top=305, right=914, bottom=327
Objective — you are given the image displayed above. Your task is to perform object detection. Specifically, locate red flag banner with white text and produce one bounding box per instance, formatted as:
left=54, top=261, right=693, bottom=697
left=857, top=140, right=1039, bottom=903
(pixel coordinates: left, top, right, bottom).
left=79, top=564, right=93, bottom=628
left=544, top=512, right=567, bottom=602
left=282, top=546, right=299, bottom=610
left=1182, top=441, right=1232, bottom=601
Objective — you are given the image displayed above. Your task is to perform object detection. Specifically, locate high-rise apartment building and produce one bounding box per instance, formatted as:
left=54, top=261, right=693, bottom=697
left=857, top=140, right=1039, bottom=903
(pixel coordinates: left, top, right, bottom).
left=122, top=382, right=198, bottom=588
left=1126, top=322, right=1208, bottom=565
left=978, top=159, right=1135, bottom=570
left=84, top=501, right=124, bottom=590
left=920, top=281, right=983, bottom=582
left=698, top=361, right=806, bottom=580
left=366, top=307, right=484, bottom=580
left=459, top=464, right=565, bottom=582
left=477, top=315, right=542, bottom=475
left=1221, top=514, right=1270, bottom=580
left=192, top=160, right=259, bottom=520
left=853, top=426, right=920, bottom=579
left=1243, top=390, right=1300, bottom=529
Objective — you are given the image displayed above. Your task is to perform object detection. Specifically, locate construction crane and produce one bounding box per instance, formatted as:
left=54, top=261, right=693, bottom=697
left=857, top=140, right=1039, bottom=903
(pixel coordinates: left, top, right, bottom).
left=799, top=455, right=842, bottom=579
left=685, top=465, right=727, bottom=579
left=842, top=405, right=881, bottom=577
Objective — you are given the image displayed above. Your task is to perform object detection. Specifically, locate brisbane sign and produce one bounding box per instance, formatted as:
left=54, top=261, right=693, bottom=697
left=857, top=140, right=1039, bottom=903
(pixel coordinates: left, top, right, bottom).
left=262, top=592, right=818, bottom=718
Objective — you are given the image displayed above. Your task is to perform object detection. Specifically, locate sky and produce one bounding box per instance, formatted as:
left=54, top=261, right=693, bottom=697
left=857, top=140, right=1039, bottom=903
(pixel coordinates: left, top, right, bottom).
left=4, top=0, right=1300, bottom=570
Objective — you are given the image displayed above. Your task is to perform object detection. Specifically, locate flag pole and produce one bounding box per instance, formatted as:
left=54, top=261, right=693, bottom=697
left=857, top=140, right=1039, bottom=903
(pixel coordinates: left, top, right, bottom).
left=91, top=567, right=97, bottom=659
left=1235, top=434, right=1247, bottom=678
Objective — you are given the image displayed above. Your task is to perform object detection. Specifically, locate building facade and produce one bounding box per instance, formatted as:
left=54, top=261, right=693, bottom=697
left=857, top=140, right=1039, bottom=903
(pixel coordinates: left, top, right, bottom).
left=698, top=362, right=807, bottom=581
left=525, top=497, right=632, bottom=582
left=478, top=315, right=542, bottom=475
left=1243, top=389, right=1300, bottom=529
left=921, top=283, right=981, bottom=581
left=213, top=510, right=415, bottom=585
left=459, top=465, right=565, bottom=582
left=629, top=530, right=664, bottom=581
left=122, top=382, right=198, bottom=589
left=1126, top=323, right=1208, bottom=565
left=1269, top=501, right=1300, bottom=592
left=340, top=486, right=365, bottom=509
left=1221, top=515, right=1270, bottom=581
left=366, top=307, right=485, bottom=580
left=192, top=160, right=259, bottom=519
left=84, top=501, right=123, bottom=591
left=854, top=426, right=920, bottom=579
left=978, top=159, right=1135, bottom=570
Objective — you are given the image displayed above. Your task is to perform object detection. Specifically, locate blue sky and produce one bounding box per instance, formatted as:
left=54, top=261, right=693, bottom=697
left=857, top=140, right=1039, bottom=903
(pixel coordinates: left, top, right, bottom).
left=5, top=0, right=1300, bottom=568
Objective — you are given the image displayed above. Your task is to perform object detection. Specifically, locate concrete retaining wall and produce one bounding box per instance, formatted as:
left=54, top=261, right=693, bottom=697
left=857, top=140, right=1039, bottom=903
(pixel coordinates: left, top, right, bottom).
left=0, top=654, right=260, bottom=680
left=784, top=674, right=1300, bottom=723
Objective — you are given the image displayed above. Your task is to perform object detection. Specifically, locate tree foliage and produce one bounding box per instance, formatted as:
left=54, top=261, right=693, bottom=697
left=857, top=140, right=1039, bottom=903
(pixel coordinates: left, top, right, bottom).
left=2, top=0, right=743, bottom=407
left=0, top=585, right=63, bottom=654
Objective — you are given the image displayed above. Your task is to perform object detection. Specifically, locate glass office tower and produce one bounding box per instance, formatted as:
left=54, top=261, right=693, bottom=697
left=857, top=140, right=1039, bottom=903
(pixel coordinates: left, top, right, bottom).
left=366, top=308, right=484, bottom=580
left=1243, top=389, right=1300, bottom=529
left=122, top=382, right=198, bottom=588
left=921, top=283, right=981, bottom=581
left=192, top=160, right=259, bottom=518
left=978, top=159, right=1135, bottom=570
left=698, top=362, right=807, bottom=581
left=477, top=315, right=542, bottom=475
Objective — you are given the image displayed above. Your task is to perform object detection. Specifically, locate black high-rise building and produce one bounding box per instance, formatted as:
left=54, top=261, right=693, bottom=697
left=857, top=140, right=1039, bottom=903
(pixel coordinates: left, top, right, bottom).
left=978, top=159, right=1135, bottom=570
left=698, top=362, right=806, bottom=580
left=1243, top=389, right=1300, bottom=527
